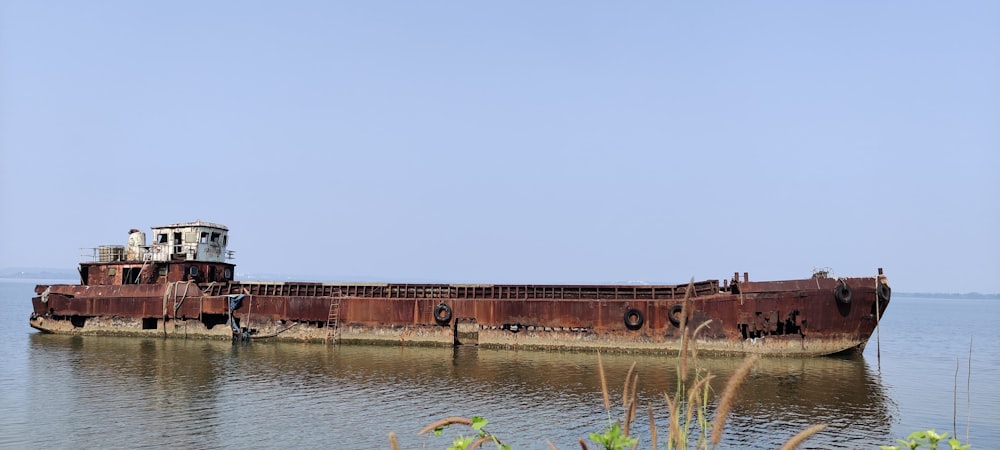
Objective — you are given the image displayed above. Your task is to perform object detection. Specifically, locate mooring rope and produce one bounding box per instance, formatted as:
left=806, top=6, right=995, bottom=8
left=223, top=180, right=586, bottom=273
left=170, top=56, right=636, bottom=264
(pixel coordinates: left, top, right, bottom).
left=250, top=322, right=301, bottom=340
left=173, top=281, right=192, bottom=315
left=245, top=293, right=252, bottom=331
left=162, top=282, right=173, bottom=337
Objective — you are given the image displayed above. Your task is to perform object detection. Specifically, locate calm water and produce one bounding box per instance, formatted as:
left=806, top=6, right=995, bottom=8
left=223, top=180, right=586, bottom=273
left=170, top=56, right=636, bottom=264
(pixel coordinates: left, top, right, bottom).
left=1, top=280, right=997, bottom=449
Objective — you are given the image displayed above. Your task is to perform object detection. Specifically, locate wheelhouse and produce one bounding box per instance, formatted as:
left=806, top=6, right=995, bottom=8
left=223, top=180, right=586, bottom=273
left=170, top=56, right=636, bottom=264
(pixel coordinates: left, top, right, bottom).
left=79, top=220, right=235, bottom=286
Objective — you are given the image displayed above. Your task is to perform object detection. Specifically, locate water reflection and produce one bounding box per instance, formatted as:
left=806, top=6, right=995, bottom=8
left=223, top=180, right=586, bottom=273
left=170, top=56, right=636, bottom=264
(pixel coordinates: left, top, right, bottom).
left=25, top=335, right=895, bottom=449
left=27, top=335, right=228, bottom=448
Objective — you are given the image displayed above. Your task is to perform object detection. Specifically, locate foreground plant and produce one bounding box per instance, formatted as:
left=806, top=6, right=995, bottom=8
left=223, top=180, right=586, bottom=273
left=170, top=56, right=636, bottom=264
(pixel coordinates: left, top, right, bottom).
left=581, top=355, right=639, bottom=450
left=417, top=416, right=511, bottom=450
left=881, top=429, right=970, bottom=450
left=588, top=421, right=638, bottom=450
left=406, top=351, right=831, bottom=450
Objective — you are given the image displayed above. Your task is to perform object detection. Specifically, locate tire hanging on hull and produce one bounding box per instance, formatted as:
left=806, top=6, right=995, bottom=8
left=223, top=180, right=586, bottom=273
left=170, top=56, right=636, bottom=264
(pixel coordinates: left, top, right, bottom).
left=834, top=280, right=852, bottom=305
left=434, top=303, right=452, bottom=325
left=668, top=304, right=683, bottom=327
left=624, top=308, right=644, bottom=330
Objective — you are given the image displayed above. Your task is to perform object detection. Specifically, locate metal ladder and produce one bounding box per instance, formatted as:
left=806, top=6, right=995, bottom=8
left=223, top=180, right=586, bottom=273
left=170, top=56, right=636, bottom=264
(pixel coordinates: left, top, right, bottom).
left=325, top=298, right=341, bottom=344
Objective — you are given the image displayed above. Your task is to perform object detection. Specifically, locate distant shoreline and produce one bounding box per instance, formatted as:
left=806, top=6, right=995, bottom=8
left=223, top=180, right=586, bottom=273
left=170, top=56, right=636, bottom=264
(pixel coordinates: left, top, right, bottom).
left=0, top=272, right=77, bottom=281
left=894, top=292, right=1000, bottom=300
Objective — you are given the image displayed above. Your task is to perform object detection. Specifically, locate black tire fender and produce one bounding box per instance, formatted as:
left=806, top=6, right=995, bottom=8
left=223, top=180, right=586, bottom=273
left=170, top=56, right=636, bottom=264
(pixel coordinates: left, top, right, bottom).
left=624, top=308, right=644, bottom=330
left=877, top=282, right=891, bottom=302
left=433, top=303, right=453, bottom=325
left=668, top=304, right=684, bottom=327
left=834, top=280, right=852, bottom=305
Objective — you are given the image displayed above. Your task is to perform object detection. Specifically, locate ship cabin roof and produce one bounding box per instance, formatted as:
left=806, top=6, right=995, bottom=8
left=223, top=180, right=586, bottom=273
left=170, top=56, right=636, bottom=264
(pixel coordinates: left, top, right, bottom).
left=152, top=220, right=229, bottom=232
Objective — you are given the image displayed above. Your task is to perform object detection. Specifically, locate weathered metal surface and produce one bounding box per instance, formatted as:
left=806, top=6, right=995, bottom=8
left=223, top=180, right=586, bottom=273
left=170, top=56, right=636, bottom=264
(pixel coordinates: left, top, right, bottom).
left=28, top=221, right=890, bottom=356
left=80, top=261, right=235, bottom=285
left=30, top=273, right=890, bottom=356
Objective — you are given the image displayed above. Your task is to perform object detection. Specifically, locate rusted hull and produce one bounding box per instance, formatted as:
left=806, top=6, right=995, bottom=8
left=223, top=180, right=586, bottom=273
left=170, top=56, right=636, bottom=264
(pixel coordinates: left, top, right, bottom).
left=29, top=274, right=890, bottom=356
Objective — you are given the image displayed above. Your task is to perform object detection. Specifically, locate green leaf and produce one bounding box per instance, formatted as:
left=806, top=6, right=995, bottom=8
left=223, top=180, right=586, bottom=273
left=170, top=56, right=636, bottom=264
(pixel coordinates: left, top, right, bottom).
left=471, top=416, right=488, bottom=432
left=905, top=431, right=928, bottom=441
left=589, top=422, right=638, bottom=450
left=447, top=436, right=473, bottom=450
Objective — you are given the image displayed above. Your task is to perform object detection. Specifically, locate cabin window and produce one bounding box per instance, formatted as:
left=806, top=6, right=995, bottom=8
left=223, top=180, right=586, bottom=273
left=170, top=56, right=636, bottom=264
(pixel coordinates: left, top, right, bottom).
left=156, top=234, right=168, bottom=243
left=211, top=232, right=221, bottom=243
left=223, top=235, right=228, bottom=246
left=108, top=267, right=117, bottom=276
left=123, top=267, right=142, bottom=285
left=200, top=232, right=208, bottom=244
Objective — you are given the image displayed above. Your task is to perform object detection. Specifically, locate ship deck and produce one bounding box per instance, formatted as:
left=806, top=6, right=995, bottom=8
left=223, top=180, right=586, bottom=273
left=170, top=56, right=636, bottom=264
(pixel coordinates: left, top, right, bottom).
left=205, top=279, right=723, bottom=299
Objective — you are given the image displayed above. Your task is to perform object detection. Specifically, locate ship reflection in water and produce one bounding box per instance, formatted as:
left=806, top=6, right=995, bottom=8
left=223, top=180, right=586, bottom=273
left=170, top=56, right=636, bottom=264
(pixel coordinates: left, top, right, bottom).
left=24, top=334, right=895, bottom=449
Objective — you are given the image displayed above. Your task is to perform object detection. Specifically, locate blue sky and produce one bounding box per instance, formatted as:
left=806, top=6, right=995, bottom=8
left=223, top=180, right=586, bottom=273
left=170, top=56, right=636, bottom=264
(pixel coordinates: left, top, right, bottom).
left=1, top=2, right=997, bottom=293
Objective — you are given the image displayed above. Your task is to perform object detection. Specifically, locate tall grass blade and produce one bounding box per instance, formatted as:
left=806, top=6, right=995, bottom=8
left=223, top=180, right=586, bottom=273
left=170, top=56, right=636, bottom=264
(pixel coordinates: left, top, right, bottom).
left=679, top=278, right=694, bottom=380
left=779, top=423, right=827, bottom=450
left=598, top=352, right=610, bottom=412
left=710, top=354, right=759, bottom=448
left=623, top=362, right=637, bottom=408
left=648, top=405, right=657, bottom=450
left=418, top=416, right=473, bottom=435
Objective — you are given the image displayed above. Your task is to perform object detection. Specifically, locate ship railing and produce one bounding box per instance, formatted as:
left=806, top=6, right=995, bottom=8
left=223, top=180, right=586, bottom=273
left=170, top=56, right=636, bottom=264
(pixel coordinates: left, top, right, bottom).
left=80, top=248, right=100, bottom=262
left=211, top=280, right=721, bottom=300
left=81, top=246, right=126, bottom=263
left=81, top=246, right=155, bottom=263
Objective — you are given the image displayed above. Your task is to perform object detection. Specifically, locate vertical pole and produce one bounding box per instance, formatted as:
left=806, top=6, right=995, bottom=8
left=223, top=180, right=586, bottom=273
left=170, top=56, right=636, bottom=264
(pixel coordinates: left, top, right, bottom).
left=246, top=294, right=252, bottom=333
left=875, top=270, right=882, bottom=370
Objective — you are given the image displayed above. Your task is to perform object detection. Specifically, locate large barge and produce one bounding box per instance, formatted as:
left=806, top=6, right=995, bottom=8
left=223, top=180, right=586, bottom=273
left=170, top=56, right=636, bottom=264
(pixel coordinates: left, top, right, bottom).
left=29, top=221, right=891, bottom=356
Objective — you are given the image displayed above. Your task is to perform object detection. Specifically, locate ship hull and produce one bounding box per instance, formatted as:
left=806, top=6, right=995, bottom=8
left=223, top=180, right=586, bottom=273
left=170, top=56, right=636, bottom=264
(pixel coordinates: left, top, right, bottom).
left=29, top=275, right=890, bottom=356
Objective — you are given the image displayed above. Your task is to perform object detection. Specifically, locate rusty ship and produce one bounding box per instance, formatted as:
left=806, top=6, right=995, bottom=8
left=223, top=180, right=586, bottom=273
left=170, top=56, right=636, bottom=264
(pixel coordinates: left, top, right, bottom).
left=29, top=221, right=892, bottom=356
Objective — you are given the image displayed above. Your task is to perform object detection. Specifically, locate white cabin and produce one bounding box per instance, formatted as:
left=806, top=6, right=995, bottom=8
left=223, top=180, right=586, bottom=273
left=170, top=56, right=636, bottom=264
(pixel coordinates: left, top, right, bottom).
left=140, top=221, right=230, bottom=263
